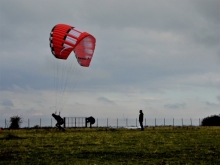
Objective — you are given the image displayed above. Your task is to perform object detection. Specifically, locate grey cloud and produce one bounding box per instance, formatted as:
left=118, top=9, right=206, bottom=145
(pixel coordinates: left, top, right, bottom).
left=25, top=108, right=43, bottom=116
left=1, top=98, right=14, bottom=107
left=164, top=103, right=186, bottom=109
left=0, top=0, right=219, bottom=92
left=97, top=97, right=116, bottom=105
left=217, top=96, right=220, bottom=102
left=206, top=101, right=219, bottom=107
left=0, top=0, right=219, bottom=119
left=192, top=0, right=220, bottom=23
left=1, top=107, right=21, bottom=118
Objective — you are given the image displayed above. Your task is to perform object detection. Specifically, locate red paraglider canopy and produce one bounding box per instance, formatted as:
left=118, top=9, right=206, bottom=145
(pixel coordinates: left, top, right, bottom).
left=49, top=24, right=96, bottom=67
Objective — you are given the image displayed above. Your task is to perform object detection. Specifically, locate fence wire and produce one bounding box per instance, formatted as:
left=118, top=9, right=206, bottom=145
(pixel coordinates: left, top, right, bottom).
left=0, top=117, right=202, bottom=128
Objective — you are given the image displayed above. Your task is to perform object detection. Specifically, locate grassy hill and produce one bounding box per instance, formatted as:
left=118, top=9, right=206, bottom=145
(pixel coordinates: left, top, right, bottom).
left=0, top=127, right=220, bottom=164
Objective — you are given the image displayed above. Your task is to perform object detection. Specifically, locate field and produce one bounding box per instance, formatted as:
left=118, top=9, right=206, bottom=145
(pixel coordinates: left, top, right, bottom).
left=0, top=127, right=220, bottom=165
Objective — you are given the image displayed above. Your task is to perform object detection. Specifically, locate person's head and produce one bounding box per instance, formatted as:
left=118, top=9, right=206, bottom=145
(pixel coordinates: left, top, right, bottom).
left=139, top=110, right=142, bottom=113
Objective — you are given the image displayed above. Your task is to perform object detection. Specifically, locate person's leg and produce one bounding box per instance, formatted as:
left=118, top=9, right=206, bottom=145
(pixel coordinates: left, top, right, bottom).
left=140, top=122, right=144, bottom=131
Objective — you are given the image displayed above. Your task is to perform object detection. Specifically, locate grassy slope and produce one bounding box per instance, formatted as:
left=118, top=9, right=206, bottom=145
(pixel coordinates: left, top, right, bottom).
left=0, top=127, right=220, bottom=165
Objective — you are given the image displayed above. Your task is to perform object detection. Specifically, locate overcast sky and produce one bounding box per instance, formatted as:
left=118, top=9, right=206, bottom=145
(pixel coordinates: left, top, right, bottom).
left=0, top=0, right=219, bottom=120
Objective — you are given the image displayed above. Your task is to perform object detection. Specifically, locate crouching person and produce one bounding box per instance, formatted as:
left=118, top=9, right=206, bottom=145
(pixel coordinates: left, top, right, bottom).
left=86, top=116, right=95, bottom=128
left=52, top=113, right=65, bottom=131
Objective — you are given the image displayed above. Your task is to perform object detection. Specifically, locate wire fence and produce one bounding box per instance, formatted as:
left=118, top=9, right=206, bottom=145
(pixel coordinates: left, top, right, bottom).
left=0, top=117, right=203, bottom=129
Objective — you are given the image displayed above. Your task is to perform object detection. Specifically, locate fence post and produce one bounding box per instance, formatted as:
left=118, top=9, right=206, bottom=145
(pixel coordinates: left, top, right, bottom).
left=45, top=117, right=206, bottom=128
left=97, top=118, right=98, bottom=127
left=5, top=119, right=6, bottom=128
left=28, top=118, right=30, bottom=128
left=82, top=118, right=84, bottom=127
left=40, top=118, right=41, bottom=127
left=85, top=118, right=87, bottom=128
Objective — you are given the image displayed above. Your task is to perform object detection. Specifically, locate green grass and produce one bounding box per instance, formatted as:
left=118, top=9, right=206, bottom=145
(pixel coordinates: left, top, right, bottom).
left=0, top=127, right=220, bottom=165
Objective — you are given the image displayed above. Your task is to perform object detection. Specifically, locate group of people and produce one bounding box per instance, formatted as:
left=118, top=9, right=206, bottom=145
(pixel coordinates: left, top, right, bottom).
left=52, top=113, right=96, bottom=130
left=52, top=110, right=145, bottom=131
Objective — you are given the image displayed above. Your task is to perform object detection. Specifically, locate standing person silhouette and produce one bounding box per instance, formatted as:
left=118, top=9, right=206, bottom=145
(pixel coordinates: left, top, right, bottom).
left=139, top=110, right=144, bottom=131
